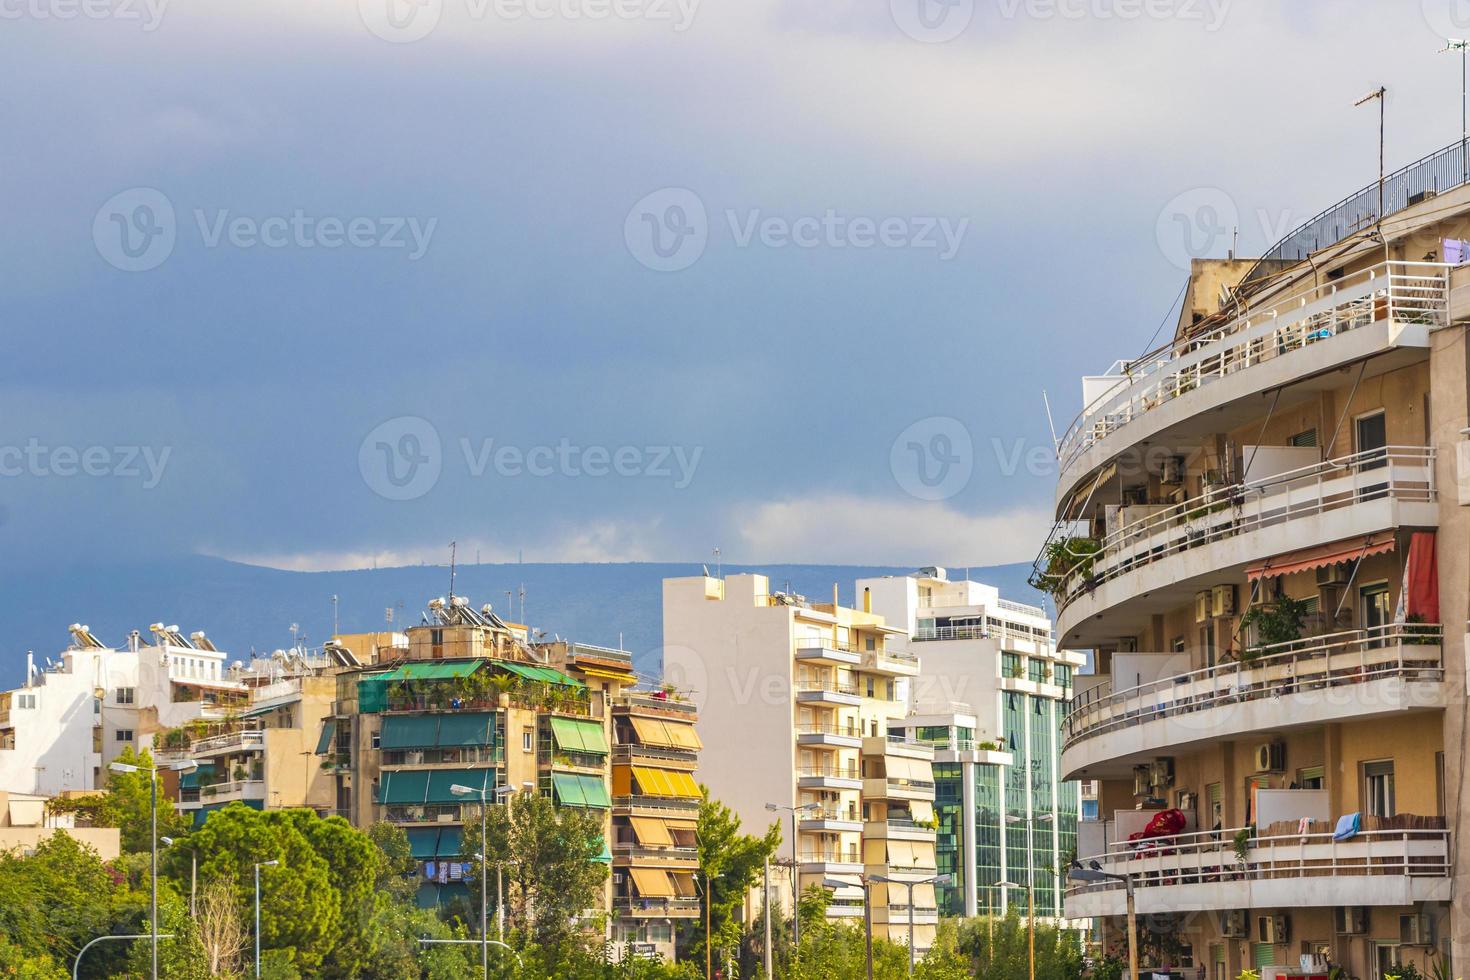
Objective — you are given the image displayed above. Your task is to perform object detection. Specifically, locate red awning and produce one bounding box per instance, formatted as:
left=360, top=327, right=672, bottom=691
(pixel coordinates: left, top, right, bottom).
left=1245, top=532, right=1396, bottom=582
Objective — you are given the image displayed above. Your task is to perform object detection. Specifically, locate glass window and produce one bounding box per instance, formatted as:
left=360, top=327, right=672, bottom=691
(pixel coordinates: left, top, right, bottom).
left=115, top=687, right=135, bottom=705
left=1364, top=761, right=1395, bottom=818
left=115, top=729, right=134, bottom=742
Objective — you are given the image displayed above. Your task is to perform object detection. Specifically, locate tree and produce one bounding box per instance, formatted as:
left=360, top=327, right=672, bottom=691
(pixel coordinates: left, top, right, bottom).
left=461, top=793, right=609, bottom=952
left=955, top=909, right=1084, bottom=980
left=0, top=934, right=66, bottom=980
left=195, top=877, right=247, bottom=977
left=0, top=830, right=136, bottom=974
left=680, top=788, right=780, bottom=972
left=100, top=745, right=192, bottom=854
left=368, top=820, right=421, bottom=904
left=124, top=892, right=210, bottom=980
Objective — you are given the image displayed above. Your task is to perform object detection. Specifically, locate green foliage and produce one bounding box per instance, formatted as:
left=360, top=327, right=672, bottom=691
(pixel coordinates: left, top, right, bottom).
left=955, top=909, right=1084, bottom=980
left=461, top=791, right=610, bottom=954
left=679, top=788, right=780, bottom=971
left=1240, top=594, right=1310, bottom=657
left=368, top=820, right=421, bottom=904
left=99, top=745, right=193, bottom=853
left=1037, top=537, right=1101, bottom=597
left=0, top=934, right=67, bottom=980
left=123, top=892, right=211, bottom=980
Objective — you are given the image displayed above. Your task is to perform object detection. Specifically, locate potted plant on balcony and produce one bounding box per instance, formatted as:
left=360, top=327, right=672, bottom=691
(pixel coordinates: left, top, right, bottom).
left=1238, top=595, right=1309, bottom=664
left=1038, top=537, right=1101, bottom=599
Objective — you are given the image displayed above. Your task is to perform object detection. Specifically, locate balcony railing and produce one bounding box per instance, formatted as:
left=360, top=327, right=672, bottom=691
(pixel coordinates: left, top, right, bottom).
left=795, top=722, right=864, bottom=739
left=1056, top=261, right=1448, bottom=471
left=799, top=851, right=862, bottom=865
left=1051, top=445, right=1436, bottom=613
left=615, top=896, right=701, bottom=915
left=913, top=623, right=1053, bottom=646
left=1069, top=825, right=1450, bottom=899
left=612, top=795, right=700, bottom=814
left=613, top=843, right=698, bottom=863
left=797, top=765, right=862, bottom=780
left=383, top=803, right=465, bottom=823
left=795, top=680, right=862, bottom=697
left=800, top=807, right=862, bottom=823
left=1064, top=624, right=1444, bottom=749
left=612, top=744, right=697, bottom=765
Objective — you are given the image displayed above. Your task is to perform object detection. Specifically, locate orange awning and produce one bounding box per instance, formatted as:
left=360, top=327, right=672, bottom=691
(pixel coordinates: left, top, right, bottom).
left=1246, top=532, right=1395, bottom=581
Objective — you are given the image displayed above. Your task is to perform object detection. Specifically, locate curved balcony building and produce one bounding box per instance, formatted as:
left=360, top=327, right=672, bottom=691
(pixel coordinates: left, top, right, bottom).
left=1040, top=140, right=1470, bottom=980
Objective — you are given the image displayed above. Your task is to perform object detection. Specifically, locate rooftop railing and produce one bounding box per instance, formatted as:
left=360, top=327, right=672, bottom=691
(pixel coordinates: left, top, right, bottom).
left=1063, top=623, right=1443, bottom=749
left=1050, top=445, right=1436, bottom=614
left=1055, top=261, right=1448, bottom=473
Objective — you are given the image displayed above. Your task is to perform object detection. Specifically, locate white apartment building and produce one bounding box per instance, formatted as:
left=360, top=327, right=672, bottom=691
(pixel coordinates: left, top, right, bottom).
left=663, top=573, right=942, bottom=952
left=0, top=623, right=244, bottom=795
left=859, top=569, right=1086, bottom=923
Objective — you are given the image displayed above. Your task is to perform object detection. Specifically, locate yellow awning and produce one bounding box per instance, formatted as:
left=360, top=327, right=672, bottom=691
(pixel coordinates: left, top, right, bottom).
left=665, top=770, right=701, bottom=799
left=910, top=882, right=936, bottom=907
left=629, top=816, right=672, bottom=846
left=911, top=841, right=936, bottom=866
left=629, top=868, right=675, bottom=898
left=886, top=840, right=914, bottom=865
left=630, top=716, right=677, bottom=748
left=910, top=800, right=934, bottom=823
left=670, top=871, right=697, bottom=898
left=631, top=766, right=672, bottom=796
left=664, top=722, right=702, bottom=750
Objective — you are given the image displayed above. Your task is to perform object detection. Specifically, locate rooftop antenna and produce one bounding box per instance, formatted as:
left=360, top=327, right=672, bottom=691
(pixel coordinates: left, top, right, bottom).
left=448, top=541, right=457, bottom=600
left=1354, top=86, right=1387, bottom=233
left=330, top=594, right=339, bottom=638
left=713, top=546, right=722, bottom=579
left=1041, top=390, right=1060, bottom=456
left=1442, top=39, right=1470, bottom=181
left=519, top=583, right=526, bottom=624
left=289, top=623, right=299, bottom=649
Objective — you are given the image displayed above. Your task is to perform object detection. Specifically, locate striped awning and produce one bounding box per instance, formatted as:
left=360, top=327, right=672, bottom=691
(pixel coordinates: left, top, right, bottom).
left=1246, top=532, right=1395, bottom=581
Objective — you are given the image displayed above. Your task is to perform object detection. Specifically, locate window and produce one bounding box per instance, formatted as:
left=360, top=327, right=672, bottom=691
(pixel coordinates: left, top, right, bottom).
left=1356, top=411, right=1387, bottom=468
left=1080, top=799, right=1099, bottom=820
left=1298, top=766, right=1325, bottom=791
left=114, top=687, right=135, bottom=705
left=1200, top=624, right=1217, bottom=669
left=16, top=693, right=36, bottom=710
left=1364, top=761, right=1395, bottom=818
left=865, top=636, right=875, bottom=652
left=522, top=729, right=533, bottom=753
left=1289, top=428, right=1318, bottom=448
left=1171, top=636, right=1185, bottom=653
left=370, top=730, right=381, bottom=750
left=1361, top=583, right=1392, bottom=642
left=115, top=729, right=134, bottom=742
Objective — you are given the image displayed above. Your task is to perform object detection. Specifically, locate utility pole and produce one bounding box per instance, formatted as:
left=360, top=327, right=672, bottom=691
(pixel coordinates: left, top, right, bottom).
left=763, top=859, right=773, bottom=980
left=1355, top=86, right=1387, bottom=230
left=1444, top=40, right=1469, bottom=180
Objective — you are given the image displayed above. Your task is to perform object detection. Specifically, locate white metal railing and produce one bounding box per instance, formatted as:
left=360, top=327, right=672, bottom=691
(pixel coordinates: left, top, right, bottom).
left=913, top=623, right=1055, bottom=647
left=183, top=729, right=265, bottom=755
left=795, top=679, right=862, bottom=697
left=796, top=722, right=864, bottom=739
left=1069, top=825, right=1450, bottom=897
left=1057, top=261, right=1448, bottom=471
left=1052, top=445, right=1436, bottom=612
left=798, top=765, right=862, bottom=780
left=1063, top=623, right=1444, bottom=748
left=200, top=778, right=265, bottom=800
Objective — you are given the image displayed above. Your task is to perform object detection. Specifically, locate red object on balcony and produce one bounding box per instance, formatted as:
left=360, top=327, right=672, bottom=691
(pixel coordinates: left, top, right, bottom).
left=1406, top=531, right=1439, bottom=623
left=1127, top=808, right=1186, bottom=843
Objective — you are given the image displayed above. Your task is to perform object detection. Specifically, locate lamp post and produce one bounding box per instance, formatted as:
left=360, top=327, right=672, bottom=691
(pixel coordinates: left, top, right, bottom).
left=1069, top=861, right=1139, bottom=980
left=869, top=873, right=950, bottom=975
left=253, top=860, right=278, bottom=979
left=160, top=837, right=196, bottom=917
left=996, top=881, right=1034, bottom=980
left=109, top=758, right=196, bottom=980
left=765, top=801, right=819, bottom=951
left=1445, top=39, right=1470, bottom=181
left=820, top=876, right=873, bottom=980
left=452, top=782, right=513, bottom=979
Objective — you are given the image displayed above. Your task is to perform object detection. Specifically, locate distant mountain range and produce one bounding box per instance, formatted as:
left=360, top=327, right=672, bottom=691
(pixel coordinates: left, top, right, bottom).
left=0, top=556, right=1045, bottom=687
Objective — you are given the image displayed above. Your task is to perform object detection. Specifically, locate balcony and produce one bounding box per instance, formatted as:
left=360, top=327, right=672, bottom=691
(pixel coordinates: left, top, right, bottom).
left=611, top=744, right=697, bottom=770
left=1052, top=446, right=1438, bottom=645
left=1060, top=624, right=1445, bottom=778
left=1055, top=261, right=1446, bottom=505
left=612, top=844, right=699, bottom=869
left=160, top=728, right=265, bottom=760
left=612, top=795, right=701, bottom=817
left=864, top=819, right=939, bottom=842
left=795, top=722, right=864, bottom=749
left=863, top=777, right=936, bottom=802
left=797, top=765, right=862, bottom=791
left=799, top=851, right=864, bottom=875
left=198, top=778, right=266, bottom=806
left=614, top=896, right=701, bottom=918
left=794, top=637, right=862, bottom=667
left=1066, top=824, right=1451, bottom=919
left=795, top=680, right=863, bottom=707
left=799, top=806, right=863, bottom=833
left=873, top=905, right=940, bottom=926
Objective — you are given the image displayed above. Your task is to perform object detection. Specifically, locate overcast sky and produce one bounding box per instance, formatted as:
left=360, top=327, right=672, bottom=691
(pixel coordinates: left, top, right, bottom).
left=2, top=0, right=1467, bottom=571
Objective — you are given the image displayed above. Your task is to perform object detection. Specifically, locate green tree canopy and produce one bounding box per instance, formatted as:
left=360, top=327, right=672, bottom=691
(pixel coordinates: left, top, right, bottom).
left=680, top=788, right=780, bottom=972
left=99, top=745, right=192, bottom=854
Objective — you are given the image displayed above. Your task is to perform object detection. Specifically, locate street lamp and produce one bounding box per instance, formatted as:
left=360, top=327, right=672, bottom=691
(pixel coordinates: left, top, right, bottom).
left=452, top=781, right=515, bottom=980
left=820, top=877, right=873, bottom=980
left=109, top=758, right=196, bottom=980
left=1444, top=39, right=1470, bottom=181
left=254, top=860, right=278, bottom=979
left=1069, top=861, right=1139, bottom=980
left=996, top=880, right=1034, bottom=980
left=870, top=873, right=950, bottom=976
left=766, top=801, right=819, bottom=951
left=160, top=837, right=196, bottom=917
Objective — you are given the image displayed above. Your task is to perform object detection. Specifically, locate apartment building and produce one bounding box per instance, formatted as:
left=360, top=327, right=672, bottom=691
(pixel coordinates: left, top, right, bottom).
left=0, top=623, right=246, bottom=796
left=663, top=573, right=940, bottom=953
left=861, top=570, right=1085, bottom=923
left=1043, top=139, right=1470, bottom=977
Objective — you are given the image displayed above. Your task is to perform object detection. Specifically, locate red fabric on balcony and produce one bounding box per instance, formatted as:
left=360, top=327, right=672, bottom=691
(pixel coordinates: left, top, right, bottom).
left=1245, top=532, right=1395, bottom=581
left=1406, top=531, right=1439, bottom=623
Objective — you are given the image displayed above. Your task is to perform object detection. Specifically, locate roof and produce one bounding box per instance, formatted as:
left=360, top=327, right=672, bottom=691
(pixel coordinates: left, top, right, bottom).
left=494, top=662, right=584, bottom=689
left=377, top=661, right=485, bottom=681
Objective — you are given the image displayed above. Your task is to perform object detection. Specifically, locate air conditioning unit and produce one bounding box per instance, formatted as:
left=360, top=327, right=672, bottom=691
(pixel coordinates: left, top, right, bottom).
left=1400, top=913, right=1433, bottom=946
left=1335, top=906, right=1367, bottom=935
left=1257, top=914, right=1289, bottom=944
left=1254, top=742, right=1286, bottom=773
left=1162, top=456, right=1185, bottom=485
left=1211, top=585, right=1237, bottom=618
left=1316, top=563, right=1350, bottom=587
left=1195, top=591, right=1212, bottom=624
left=1220, top=910, right=1248, bottom=938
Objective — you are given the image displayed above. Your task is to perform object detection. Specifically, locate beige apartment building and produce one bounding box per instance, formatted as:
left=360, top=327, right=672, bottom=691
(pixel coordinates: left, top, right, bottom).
left=1044, top=140, right=1470, bottom=978
left=663, top=573, right=940, bottom=953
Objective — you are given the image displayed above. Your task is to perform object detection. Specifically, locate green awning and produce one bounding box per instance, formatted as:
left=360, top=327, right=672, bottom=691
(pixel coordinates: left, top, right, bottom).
left=549, top=717, right=608, bottom=754
left=357, top=674, right=390, bottom=714
left=425, top=769, right=489, bottom=804
left=593, top=836, right=612, bottom=863
left=381, top=715, right=440, bottom=750
left=496, top=662, right=585, bottom=689
left=438, top=826, right=463, bottom=858
left=553, top=773, right=609, bottom=809
left=407, top=828, right=442, bottom=859
left=378, top=769, right=430, bottom=805
left=314, top=720, right=336, bottom=755
left=552, top=772, right=585, bottom=807
left=436, top=713, right=495, bottom=747
left=380, top=661, right=484, bottom=681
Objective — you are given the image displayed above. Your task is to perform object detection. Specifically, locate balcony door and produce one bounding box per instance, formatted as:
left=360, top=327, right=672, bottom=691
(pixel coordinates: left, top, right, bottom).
left=1363, top=760, right=1395, bottom=818
left=1355, top=410, right=1388, bottom=500
left=1361, top=582, right=1391, bottom=647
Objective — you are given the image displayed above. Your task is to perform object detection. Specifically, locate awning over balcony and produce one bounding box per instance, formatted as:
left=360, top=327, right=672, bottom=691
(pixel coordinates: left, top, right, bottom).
left=629, top=816, right=673, bottom=845
left=1245, top=531, right=1395, bottom=581
left=495, top=662, right=585, bottom=689
left=629, top=867, right=675, bottom=898
left=313, top=720, right=335, bottom=755
left=549, top=717, right=609, bottom=754
left=551, top=773, right=611, bottom=809
left=629, top=716, right=702, bottom=750
left=407, top=827, right=464, bottom=859
left=436, top=713, right=496, bottom=748
left=628, top=767, right=701, bottom=799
